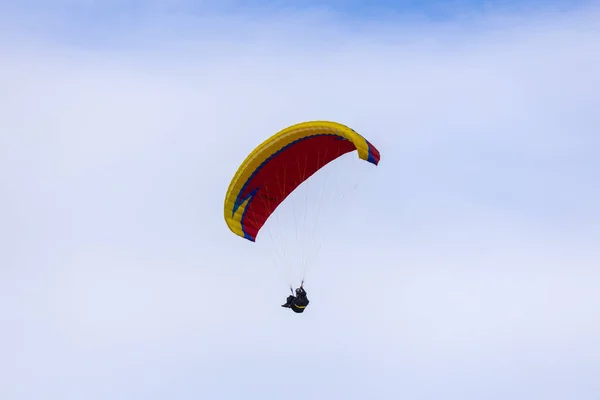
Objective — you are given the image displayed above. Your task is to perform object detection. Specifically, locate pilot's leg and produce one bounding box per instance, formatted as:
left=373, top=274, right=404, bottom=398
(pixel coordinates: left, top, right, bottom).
left=281, top=295, right=294, bottom=307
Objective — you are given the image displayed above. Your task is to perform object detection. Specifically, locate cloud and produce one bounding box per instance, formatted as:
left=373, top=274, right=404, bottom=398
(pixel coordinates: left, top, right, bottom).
left=1, top=3, right=599, bottom=399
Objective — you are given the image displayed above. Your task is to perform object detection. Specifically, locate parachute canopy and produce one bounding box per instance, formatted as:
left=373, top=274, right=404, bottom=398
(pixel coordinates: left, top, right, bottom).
left=224, top=120, right=380, bottom=242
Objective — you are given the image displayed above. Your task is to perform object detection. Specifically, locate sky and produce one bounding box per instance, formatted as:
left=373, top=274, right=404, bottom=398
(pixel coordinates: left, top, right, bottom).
left=1, top=0, right=599, bottom=399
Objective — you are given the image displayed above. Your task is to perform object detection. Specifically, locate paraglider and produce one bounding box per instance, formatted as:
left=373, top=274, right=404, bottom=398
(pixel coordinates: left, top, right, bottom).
left=223, top=120, right=380, bottom=312
left=281, top=282, right=309, bottom=313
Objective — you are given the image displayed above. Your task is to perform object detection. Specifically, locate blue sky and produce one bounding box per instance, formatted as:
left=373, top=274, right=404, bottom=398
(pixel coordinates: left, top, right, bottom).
left=1, top=1, right=599, bottom=399
left=1, top=0, right=592, bottom=16
left=0, top=0, right=596, bottom=46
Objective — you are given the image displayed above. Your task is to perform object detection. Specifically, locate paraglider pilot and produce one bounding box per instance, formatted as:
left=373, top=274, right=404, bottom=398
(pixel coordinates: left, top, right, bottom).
left=282, top=282, right=309, bottom=313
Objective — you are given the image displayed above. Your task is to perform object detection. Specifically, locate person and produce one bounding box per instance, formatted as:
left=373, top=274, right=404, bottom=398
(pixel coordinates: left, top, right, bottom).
left=281, top=284, right=309, bottom=313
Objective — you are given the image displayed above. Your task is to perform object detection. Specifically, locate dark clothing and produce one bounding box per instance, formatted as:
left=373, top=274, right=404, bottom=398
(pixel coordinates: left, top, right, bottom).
left=282, top=287, right=310, bottom=313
